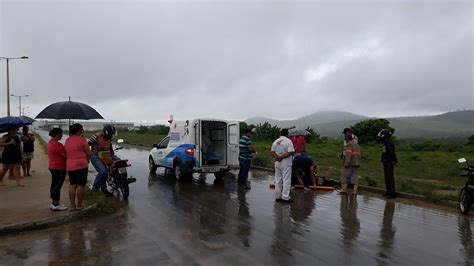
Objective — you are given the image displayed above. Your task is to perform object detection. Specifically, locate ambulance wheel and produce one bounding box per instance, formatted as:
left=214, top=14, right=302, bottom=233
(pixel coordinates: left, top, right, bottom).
left=174, top=164, right=191, bottom=181
left=149, top=157, right=157, bottom=174
left=214, top=171, right=226, bottom=180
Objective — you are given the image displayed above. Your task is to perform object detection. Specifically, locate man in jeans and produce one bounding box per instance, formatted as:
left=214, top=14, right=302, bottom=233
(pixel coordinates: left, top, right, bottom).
left=89, top=125, right=116, bottom=196
left=238, top=129, right=256, bottom=189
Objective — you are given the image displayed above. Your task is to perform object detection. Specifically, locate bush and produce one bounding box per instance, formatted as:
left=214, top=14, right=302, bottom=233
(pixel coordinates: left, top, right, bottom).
left=361, top=176, right=378, bottom=187
left=305, top=127, right=322, bottom=144
left=467, top=135, right=474, bottom=146
left=252, top=156, right=271, bottom=168
left=350, top=119, right=395, bottom=144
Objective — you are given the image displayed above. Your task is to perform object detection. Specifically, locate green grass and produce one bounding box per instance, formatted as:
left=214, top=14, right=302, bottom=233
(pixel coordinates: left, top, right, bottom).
left=83, top=189, right=119, bottom=217
left=253, top=139, right=474, bottom=201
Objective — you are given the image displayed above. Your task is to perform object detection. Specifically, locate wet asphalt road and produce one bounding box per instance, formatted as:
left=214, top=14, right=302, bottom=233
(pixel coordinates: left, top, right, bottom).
left=1, top=144, right=473, bottom=265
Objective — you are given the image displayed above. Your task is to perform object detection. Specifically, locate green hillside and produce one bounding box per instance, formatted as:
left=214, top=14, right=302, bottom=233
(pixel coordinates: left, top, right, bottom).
left=247, top=110, right=474, bottom=140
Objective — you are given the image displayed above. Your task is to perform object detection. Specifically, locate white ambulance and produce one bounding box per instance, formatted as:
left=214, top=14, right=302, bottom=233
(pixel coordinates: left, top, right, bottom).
left=148, top=119, right=240, bottom=181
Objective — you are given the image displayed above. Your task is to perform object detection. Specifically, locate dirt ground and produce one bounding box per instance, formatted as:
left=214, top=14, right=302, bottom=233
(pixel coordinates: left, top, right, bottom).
left=0, top=139, right=71, bottom=227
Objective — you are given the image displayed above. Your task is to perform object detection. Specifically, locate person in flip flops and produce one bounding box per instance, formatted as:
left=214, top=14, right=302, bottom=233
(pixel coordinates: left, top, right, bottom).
left=64, top=124, right=91, bottom=210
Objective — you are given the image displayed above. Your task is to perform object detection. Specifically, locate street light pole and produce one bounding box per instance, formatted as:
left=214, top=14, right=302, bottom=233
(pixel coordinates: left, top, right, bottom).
left=0, top=56, right=29, bottom=116
left=22, top=107, right=29, bottom=116
left=11, top=94, right=29, bottom=116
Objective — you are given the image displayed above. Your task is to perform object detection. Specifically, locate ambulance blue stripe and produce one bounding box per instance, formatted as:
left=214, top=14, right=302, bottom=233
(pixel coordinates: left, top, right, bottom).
left=159, top=144, right=198, bottom=168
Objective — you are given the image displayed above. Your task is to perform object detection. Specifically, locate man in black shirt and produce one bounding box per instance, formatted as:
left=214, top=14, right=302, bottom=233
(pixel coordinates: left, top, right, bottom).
left=378, top=129, right=398, bottom=199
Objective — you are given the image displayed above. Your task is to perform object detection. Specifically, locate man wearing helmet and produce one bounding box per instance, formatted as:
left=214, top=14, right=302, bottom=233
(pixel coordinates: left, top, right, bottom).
left=89, top=124, right=116, bottom=196
left=378, top=129, right=398, bottom=199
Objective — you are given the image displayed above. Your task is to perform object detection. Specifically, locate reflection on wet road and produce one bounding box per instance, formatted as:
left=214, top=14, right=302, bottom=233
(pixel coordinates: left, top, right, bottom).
left=0, top=145, right=473, bottom=265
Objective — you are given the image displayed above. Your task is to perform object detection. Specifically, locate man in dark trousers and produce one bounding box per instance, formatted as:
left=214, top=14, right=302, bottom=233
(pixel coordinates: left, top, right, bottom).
left=238, top=128, right=256, bottom=189
left=292, top=150, right=316, bottom=191
left=378, top=129, right=398, bottom=199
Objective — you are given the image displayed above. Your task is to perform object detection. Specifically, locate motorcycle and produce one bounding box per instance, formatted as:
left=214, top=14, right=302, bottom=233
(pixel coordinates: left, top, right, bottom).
left=106, top=139, right=135, bottom=199
left=458, top=158, right=474, bottom=215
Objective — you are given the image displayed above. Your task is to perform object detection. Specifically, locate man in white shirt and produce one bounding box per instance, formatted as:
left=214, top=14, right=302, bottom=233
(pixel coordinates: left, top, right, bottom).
left=271, top=129, right=295, bottom=203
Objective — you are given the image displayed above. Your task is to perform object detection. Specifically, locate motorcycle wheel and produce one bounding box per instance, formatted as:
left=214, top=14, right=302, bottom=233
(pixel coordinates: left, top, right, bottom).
left=459, top=188, right=472, bottom=215
left=120, top=184, right=130, bottom=200
left=149, top=157, right=157, bottom=174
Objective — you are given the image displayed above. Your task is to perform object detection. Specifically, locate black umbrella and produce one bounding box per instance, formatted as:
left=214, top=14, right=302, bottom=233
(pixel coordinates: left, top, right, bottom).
left=35, top=100, right=104, bottom=120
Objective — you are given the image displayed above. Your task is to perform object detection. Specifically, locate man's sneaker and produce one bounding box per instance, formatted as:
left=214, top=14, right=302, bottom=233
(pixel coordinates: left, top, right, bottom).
left=127, top=177, right=137, bottom=184
left=281, top=199, right=293, bottom=204
left=50, top=203, right=68, bottom=211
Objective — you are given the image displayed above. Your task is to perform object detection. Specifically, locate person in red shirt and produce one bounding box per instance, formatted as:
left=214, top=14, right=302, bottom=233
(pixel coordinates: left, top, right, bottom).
left=47, top=128, right=68, bottom=211
left=64, top=124, right=91, bottom=211
left=290, top=134, right=306, bottom=156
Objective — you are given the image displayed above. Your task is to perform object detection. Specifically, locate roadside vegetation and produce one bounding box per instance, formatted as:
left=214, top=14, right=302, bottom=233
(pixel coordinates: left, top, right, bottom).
left=83, top=189, right=119, bottom=217
left=89, top=120, right=474, bottom=202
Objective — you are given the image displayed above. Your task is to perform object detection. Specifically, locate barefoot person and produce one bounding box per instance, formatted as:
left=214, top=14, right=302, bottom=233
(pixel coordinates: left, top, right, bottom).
left=48, top=128, right=68, bottom=211
left=64, top=124, right=91, bottom=210
left=0, top=127, right=24, bottom=186
left=21, top=126, right=35, bottom=177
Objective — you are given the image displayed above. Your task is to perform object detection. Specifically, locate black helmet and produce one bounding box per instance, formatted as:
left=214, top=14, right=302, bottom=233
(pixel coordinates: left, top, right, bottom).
left=377, top=129, right=391, bottom=139
left=103, top=124, right=116, bottom=140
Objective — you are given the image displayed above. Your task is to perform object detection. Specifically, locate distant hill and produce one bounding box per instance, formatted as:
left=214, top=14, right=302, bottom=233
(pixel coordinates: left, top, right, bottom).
left=245, top=110, right=474, bottom=139
left=296, top=111, right=368, bottom=125
left=246, top=111, right=369, bottom=128
left=245, top=116, right=280, bottom=125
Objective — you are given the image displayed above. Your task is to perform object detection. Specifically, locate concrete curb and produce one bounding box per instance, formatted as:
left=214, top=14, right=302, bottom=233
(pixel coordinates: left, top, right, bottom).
left=251, top=165, right=458, bottom=208
left=0, top=204, right=96, bottom=237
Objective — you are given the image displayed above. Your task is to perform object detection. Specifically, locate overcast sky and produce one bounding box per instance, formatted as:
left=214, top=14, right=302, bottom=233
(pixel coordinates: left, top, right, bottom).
left=0, top=0, right=472, bottom=124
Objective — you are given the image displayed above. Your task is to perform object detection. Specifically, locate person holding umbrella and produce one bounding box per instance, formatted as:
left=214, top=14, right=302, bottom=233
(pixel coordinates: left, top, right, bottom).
left=0, top=127, right=24, bottom=186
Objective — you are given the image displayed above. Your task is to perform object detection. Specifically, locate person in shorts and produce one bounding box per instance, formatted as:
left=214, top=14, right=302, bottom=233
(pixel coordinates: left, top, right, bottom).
left=0, top=127, right=24, bottom=186
left=64, top=124, right=91, bottom=210
left=339, top=131, right=361, bottom=195
left=21, top=126, right=35, bottom=177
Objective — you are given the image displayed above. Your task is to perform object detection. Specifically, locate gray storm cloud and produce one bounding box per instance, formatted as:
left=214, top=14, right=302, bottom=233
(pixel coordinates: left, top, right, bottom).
left=0, top=1, right=472, bottom=122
